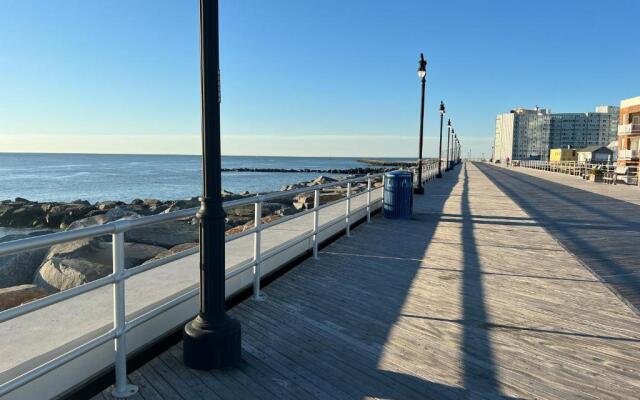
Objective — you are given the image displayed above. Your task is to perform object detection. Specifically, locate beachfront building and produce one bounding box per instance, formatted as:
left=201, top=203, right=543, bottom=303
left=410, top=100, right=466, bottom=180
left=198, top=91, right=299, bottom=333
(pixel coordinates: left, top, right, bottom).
left=493, top=107, right=551, bottom=161
left=576, top=145, right=613, bottom=164
left=617, top=96, right=640, bottom=168
left=549, top=106, right=619, bottom=149
left=493, top=105, right=619, bottom=162
left=549, top=148, right=577, bottom=162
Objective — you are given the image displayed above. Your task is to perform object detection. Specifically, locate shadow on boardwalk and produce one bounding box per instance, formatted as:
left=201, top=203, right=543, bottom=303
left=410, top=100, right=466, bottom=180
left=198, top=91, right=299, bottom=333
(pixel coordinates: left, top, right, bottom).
left=109, top=164, right=522, bottom=400
left=475, top=162, right=640, bottom=314
left=229, top=163, right=515, bottom=399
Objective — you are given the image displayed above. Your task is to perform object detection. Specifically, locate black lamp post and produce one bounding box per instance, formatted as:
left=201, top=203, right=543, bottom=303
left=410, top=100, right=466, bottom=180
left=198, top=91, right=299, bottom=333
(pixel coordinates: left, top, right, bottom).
left=454, top=135, right=459, bottom=164
left=437, top=101, right=445, bottom=178
left=451, top=131, right=457, bottom=167
left=446, top=125, right=452, bottom=171
left=183, top=0, right=242, bottom=370
left=414, top=53, right=427, bottom=195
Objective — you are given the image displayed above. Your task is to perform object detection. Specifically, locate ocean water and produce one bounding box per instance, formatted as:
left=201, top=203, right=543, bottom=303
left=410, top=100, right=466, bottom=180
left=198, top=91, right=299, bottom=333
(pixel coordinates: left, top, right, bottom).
left=0, top=153, right=412, bottom=203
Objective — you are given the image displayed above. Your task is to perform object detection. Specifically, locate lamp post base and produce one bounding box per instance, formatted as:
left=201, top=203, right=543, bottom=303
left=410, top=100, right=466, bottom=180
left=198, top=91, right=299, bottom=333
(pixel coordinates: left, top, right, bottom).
left=413, top=186, right=425, bottom=195
left=436, top=173, right=443, bottom=179
left=183, top=314, right=241, bottom=370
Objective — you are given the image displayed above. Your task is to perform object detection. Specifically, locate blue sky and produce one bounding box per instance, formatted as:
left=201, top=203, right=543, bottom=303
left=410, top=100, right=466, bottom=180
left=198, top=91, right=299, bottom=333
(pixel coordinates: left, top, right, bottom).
left=1, top=0, right=638, bottom=157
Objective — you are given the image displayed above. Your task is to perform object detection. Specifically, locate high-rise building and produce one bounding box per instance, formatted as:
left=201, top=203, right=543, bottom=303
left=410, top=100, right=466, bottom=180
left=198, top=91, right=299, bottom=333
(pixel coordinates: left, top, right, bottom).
left=617, top=96, right=640, bottom=168
left=493, top=105, right=619, bottom=161
left=549, top=106, right=619, bottom=149
left=493, top=107, right=550, bottom=161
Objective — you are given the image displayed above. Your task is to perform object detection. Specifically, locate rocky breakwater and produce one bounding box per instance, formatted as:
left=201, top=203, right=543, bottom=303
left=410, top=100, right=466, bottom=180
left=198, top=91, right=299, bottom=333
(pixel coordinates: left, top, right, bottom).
left=0, top=174, right=382, bottom=310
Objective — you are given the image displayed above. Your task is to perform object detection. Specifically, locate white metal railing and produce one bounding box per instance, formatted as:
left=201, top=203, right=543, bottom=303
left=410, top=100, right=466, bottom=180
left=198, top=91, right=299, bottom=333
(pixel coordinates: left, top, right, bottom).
left=0, top=162, right=438, bottom=399
left=513, top=160, right=620, bottom=179
left=410, top=159, right=441, bottom=186
left=618, top=124, right=640, bottom=135
left=0, top=173, right=381, bottom=398
left=619, top=149, right=639, bottom=160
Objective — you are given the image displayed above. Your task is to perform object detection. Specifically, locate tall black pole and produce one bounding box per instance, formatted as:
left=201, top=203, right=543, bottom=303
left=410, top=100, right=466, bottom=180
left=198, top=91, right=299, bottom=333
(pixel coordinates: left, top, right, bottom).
left=183, top=0, right=241, bottom=370
left=437, top=101, right=445, bottom=178
left=414, top=53, right=427, bottom=195
left=445, top=122, right=451, bottom=171
left=454, top=135, right=458, bottom=164
left=450, top=129, right=456, bottom=168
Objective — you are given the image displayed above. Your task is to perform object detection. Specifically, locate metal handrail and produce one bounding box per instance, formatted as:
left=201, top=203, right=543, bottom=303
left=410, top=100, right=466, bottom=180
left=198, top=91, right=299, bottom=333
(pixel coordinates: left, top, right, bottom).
left=512, top=160, right=628, bottom=179
left=0, top=162, right=443, bottom=398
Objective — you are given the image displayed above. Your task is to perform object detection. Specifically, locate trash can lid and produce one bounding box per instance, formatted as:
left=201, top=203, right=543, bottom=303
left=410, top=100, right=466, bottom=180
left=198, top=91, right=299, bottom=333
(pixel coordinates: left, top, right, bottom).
left=385, top=170, right=413, bottom=178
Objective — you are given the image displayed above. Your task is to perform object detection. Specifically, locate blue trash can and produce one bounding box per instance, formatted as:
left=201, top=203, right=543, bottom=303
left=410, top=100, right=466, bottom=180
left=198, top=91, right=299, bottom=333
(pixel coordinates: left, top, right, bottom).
left=383, top=170, right=413, bottom=219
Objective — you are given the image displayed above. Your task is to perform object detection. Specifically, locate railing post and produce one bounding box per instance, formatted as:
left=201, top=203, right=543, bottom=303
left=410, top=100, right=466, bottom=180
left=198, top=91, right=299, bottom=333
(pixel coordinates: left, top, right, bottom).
left=366, top=177, right=372, bottom=223
left=253, top=200, right=264, bottom=301
left=345, top=182, right=351, bottom=237
left=111, top=232, right=138, bottom=399
left=382, top=174, right=386, bottom=203
left=312, top=189, right=320, bottom=259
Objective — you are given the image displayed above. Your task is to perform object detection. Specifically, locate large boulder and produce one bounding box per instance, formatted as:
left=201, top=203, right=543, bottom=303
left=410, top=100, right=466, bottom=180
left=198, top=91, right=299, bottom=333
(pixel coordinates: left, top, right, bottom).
left=0, top=248, right=48, bottom=289
left=221, top=190, right=244, bottom=201
left=33, top=239, right=165, bottom=292
left=292, top=191, right=344, bottom=210
left=280, top=182, right=309, bottom=192
left=227, top=204, right=254, bottom=217
left=308, top=176, right=338, bottom=186
left=96, top=200, right=125, bottom=211
left=35, top=257, right=111, bottom=292
left=0, top=231, right=52, bottom=288
left=163, top=197, right=200, bottom=213
left=124, top=220, right=198, bottom=248
left=0, top=204, right=46, bottom=227
left=0, top=284, right=49, bottom=311
left=225, top=215, right=252, bottom=228
left=44, top=203, right=93, bottom=228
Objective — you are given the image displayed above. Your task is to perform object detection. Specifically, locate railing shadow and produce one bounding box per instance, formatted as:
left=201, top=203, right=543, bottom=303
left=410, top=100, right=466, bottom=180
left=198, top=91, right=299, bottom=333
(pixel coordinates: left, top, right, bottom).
left=475, top=162, right=640, bottom=314
left=233, top=163, right=521, bottom=399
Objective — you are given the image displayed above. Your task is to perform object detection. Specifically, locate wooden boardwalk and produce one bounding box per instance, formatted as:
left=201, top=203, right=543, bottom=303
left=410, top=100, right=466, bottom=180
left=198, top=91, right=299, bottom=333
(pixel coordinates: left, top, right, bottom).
left=476, top=163, right=640, bottom=313
left=94, top=162, right=640, bottom=400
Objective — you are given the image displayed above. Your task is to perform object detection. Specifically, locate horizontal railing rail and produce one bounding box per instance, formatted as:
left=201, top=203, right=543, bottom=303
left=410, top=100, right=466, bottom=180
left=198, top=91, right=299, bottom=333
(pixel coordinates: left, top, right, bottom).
left=0, top=161, right=446, bottom=398
left=511, top=160, right=640, bottom=185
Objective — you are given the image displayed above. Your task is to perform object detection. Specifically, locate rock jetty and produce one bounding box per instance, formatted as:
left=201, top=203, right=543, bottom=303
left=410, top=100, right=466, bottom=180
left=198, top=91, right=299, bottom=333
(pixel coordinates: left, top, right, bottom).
left=222, top=167, right=392, bottom=174
left=357, top=159, right=418, bottom=167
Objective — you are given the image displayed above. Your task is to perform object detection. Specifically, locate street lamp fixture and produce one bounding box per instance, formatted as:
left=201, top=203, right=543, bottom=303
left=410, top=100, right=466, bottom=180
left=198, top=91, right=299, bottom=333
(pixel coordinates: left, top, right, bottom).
left=436, top=101, right=445, bottom=178
left=183, top=0, right=242, bottom=371
left=414, top=53, right=427, bottom=195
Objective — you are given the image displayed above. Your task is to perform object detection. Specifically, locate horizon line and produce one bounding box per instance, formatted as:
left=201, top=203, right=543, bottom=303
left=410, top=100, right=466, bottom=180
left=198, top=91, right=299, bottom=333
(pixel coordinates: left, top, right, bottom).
left=0, top=151, right=419, bottom=159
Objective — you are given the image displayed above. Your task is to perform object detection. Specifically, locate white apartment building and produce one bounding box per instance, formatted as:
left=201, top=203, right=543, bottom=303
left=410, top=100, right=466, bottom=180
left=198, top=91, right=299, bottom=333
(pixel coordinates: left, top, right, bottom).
left=493, top=105, right=619, bottom=161
left=493, top=107, right=550, bottom=161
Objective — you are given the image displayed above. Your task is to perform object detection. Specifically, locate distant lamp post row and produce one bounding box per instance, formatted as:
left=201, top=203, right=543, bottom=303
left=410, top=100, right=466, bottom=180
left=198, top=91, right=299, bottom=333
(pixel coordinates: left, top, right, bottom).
left=414, top=53, right=463, bottom=190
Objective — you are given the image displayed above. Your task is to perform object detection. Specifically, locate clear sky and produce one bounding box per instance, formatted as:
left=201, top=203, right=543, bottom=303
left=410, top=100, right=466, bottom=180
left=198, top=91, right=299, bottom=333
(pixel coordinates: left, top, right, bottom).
left=1, top=0, right=638, bottom=158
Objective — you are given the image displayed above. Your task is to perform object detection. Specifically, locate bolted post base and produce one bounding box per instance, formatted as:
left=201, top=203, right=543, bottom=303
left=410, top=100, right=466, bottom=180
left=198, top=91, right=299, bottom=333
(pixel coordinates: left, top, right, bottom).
left=111, top=384, right=138, bottom=399
left=413, top=186, right=425, bottom=195
left=183, top=315, right=241, bottom=370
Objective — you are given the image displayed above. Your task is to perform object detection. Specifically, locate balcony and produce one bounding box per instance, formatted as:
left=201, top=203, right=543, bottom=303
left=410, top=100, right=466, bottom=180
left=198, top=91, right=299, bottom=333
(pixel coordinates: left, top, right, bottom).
left=618, top=149, right=639, bottom=160
left=618, top=124, right=640, bottom=135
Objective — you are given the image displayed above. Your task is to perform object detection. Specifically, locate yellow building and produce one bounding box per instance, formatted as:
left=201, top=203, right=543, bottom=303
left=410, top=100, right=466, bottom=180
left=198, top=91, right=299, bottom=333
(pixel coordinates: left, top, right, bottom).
left=549, top=148, right=577, bottom=162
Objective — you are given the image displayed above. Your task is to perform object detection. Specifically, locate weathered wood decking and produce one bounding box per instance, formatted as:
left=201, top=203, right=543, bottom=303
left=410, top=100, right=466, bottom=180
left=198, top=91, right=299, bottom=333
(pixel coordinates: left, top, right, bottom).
left=94, top=162, right=640, bottom=400
left=476, top=163, right=640, bottom=313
